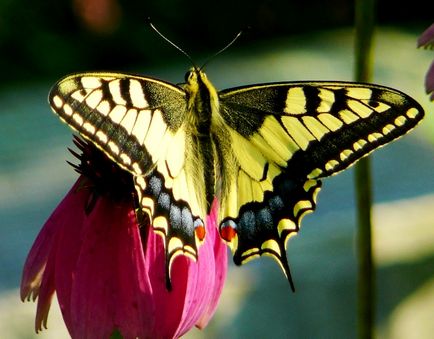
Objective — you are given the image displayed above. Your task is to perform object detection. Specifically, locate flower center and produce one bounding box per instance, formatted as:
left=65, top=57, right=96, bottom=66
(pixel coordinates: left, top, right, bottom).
left=69, top=136, right=136, bottom=214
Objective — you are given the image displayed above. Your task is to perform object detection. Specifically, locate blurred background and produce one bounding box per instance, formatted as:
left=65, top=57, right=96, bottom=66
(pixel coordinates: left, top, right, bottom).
left=0, top=0, right=433, bottom=338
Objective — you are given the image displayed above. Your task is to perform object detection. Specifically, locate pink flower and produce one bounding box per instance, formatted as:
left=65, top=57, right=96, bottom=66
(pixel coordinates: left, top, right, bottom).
left=21, top=139, right=227, bottom=339
left=418, top=23, right=434, bottom=101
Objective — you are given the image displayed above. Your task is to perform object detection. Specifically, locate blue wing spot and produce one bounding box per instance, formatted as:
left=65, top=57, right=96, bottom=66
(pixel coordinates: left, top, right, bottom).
left=269, top=195, right=284, bottom=212
left=149, top=175, right=162, bottom=196
left=239, top=210, right=256, bottom=234
left=256, top=208, right=273, bottom=231
left=169, top=204, right=181, bottom=229
left=181, top=206, right=194, bottom=231
left=158, top=192, right=171, bottom=211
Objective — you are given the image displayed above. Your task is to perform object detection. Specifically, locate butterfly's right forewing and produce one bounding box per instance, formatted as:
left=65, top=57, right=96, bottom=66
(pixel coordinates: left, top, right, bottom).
left=49, top=72, right=187, bottom=175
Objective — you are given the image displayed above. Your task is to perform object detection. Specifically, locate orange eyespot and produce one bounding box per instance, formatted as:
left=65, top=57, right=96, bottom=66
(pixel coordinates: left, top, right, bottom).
left=194, top=224, right=206, bottom=241
left=220, top=220, right=237, bottom=242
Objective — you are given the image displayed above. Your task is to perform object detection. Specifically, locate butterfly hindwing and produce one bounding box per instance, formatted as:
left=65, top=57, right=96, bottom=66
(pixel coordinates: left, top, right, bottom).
left=134, top=169, right=206, bottom=287
left=49, top=72, right=208, bottom=285
left=217, top=82, right=423, bottom=285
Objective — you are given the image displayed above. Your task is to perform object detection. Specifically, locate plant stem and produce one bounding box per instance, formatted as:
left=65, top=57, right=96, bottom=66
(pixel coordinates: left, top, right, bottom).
left=354, top=0, right=376, bottom=338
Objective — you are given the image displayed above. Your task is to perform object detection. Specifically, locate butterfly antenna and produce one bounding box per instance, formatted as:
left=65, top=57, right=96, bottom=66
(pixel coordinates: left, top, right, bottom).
left=200, top=30, right=243, bottom=70
left=147, top=18, right=196, bottom=68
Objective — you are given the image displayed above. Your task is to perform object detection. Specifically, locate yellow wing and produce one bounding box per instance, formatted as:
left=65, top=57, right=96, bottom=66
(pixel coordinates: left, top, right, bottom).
left=215, top=81, right=424, bottom=289
left=49, top=72, right=208, bottom=287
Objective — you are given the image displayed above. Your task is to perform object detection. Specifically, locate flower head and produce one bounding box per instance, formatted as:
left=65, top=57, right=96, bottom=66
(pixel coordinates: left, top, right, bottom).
left=21, top=137, right=227, bottom=338
left=418, top=23, right=434, bottom=101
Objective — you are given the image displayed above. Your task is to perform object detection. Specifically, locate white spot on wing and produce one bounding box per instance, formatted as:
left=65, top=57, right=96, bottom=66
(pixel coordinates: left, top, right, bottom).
left=121, top=109, right=138, bottom=134
left=284, top=87, right=306, bottom=114
left=406, top=108, right=419, bottom=119
left=96, top=130, right=108, bottom=143
left=97, top=100, right=111, bottom=116
left=72, top=113, right=84, bottom=126
left=165, top=129, right=186, bottom=178
left=281, top=116, right=314, bottom=150
left=346, top=87, right=372, bottom=99
left=120, top=153, right=132, bottom=165
left=71, top=90, right=86, bottom=102
left=132, top=163, right=142, bottom=174
left=317, top=88, right=335, bottom=112
left=339, top=149, right=353, bottom=161
left=261, top=116, right=299, bottom=159
left=317, top=113, right=343, bottom=131
left=353, top=139, right=367, bottom=151
left=339, top=109, right=358, bottom=124
left=325, top=159, right=339, bottom=171
left=367, top=132, right=383, bottom=142
left=307, top=168, right=322, bottom=179
left=52, top=95, right=63, bottom=108
left=302, top=116, right=329, bottom=140
left=109, top=105, right=127, bottom=124
left=144, top=109, right=167, bottom=159
left=81, top=76, right=102, bottom=89
left=108, top=141, right=120, bottom=155
left=394, top=116, right=407, bottom=126
left=132, top=109, right=152, bottom=144
left=136, top=176, right=146, bottom=189
left=85, top=90, right=103, bottom=109
left=129, top=79, right=148, bottom=108
left=109, top=79, right=127, bottom=105
left=348, top=99, right=373, bottom=118
left=63, top=104, right=73, bottom=116
left=382, top=124, right=395, bottom=135
left=83, top=122, right=96, bottom=134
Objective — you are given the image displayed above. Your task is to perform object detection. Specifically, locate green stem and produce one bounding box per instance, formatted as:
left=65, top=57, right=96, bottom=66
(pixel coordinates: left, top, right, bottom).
left=355, top=159, right=374, bottom=339
left=354, top=0, right=376, bottom=338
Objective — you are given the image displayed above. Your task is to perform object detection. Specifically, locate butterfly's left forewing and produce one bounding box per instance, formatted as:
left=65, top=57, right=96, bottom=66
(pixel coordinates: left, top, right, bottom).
left=216, top=82, right=424, bottom=287
left=49, top=72, right=208, bottom=284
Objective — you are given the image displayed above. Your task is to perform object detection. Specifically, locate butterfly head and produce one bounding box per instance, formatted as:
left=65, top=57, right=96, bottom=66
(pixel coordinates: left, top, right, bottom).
left=184, top=67, right=208, bottom=85
left=184, top=68, right=217, bottom=100
left=183, top=67, right=220, bottom=126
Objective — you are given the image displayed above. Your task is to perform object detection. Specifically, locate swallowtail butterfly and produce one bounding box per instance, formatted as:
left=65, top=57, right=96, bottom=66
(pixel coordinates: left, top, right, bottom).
left=49, top=65, right=424, bottom=290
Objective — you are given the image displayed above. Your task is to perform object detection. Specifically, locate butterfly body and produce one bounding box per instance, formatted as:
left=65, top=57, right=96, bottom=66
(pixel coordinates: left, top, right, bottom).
left=183, top=69, right=220, bottom=214
left=49, top=67, right=424, bottom=290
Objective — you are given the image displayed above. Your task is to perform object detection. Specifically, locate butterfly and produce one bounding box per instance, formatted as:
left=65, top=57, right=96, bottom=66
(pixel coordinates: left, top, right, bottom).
left=49, top=67, right=424, bottom=291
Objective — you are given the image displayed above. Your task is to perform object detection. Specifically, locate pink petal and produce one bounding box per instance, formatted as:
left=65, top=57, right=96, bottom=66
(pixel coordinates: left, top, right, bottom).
left=425, top=61, right=434, bottom=100
left=145, top=199, right=227, bottom=338
left=144, top=223, right=208, bottom=338
left=174, top=200, right=228, bottom=336
left=20, top=179, right=86, bottom=302
left=23, top=174, right=228, bottom=338
left=53, top=188, right=91, bottom=328
left=175, top=228, right=215, bottom=337
left=21, top=178, right=91, bottom=332
left=34, top=231, right=58, bottom=332
left=418, top=23, right=434, bottom=48
left=67, top=197, right=154, bottom=339
left=195, top=202, right=227, bottom=329
left=144, top=227, right=189, bottom=338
